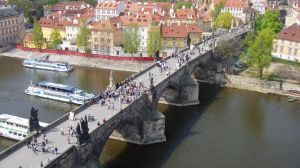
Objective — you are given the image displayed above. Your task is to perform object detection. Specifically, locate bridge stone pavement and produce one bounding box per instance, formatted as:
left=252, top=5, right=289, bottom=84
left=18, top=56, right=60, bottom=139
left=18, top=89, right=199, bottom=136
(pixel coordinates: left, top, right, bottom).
left=0, top=27, right=250, bottom=168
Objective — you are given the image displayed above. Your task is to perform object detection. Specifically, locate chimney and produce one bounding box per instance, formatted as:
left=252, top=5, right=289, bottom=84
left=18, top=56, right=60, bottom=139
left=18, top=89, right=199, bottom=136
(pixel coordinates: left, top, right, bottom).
left=162, top=10, right=165, bottom=16
left=177, top=21, right=180, bottom=26
left=182, top=5, right=186, bottom=9
left=77, top=14, right=81, bottom=17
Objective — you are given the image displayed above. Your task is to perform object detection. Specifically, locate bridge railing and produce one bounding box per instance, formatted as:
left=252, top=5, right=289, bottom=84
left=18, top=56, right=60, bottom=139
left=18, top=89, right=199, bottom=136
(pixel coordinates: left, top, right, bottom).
left=44, top=146, right=76, bottom=168
left=0, top=131, right=38, bottom=161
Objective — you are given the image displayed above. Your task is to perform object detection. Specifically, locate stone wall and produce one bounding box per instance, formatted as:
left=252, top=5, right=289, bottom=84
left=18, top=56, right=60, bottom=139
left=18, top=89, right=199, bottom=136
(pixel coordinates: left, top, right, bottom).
left=45, top=146, right=78, bottom=168
left=226, top=75, right=300, bottom=96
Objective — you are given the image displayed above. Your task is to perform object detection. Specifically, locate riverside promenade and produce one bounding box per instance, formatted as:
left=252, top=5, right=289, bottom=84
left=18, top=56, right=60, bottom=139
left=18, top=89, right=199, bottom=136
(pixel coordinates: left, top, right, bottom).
left=1, top=49, right=153, bottom=72
left=0, top=26, right=250, bottom=168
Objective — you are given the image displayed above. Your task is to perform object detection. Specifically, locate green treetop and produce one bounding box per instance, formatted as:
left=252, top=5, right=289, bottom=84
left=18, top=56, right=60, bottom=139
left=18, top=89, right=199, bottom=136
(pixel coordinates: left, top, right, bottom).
left=212, top=1, right=224, bottom=21
left=242, top=28, right=275, bottom=79
left=123, top=23, right=140, bottom=57
left=215, top=12, right=233, bottom=29
left=175, top=1, right=193, bottom=10
left=76, top=19, right=91, bottom=53
left=147, top=23, right=162, bottom=57
left=33, top=19, right=44, bottom=50
left=49, top=29, right=62, bottom=49
left=255, top=9, right=283, bottom=33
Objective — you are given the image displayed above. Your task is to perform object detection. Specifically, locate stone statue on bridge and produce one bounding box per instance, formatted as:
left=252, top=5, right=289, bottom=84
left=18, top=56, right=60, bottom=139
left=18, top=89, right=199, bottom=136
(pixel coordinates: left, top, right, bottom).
left=29, top=107, right=40, bottom=132
left=76, top=123, right=82, bottom=145
left=76, top=117, right=90, bottom=145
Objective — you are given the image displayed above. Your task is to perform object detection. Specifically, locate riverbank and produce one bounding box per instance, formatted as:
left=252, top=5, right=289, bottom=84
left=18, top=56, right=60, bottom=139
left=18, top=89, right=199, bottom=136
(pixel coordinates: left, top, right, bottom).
left=225, top=74, right=300, bottom=98
left=0, top=48, right=153, bottom=72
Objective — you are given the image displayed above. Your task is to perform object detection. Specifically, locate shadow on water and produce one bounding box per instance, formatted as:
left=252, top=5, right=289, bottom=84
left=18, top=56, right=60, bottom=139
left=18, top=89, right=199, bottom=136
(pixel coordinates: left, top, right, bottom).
left=93, top=83, right=224, bottom=168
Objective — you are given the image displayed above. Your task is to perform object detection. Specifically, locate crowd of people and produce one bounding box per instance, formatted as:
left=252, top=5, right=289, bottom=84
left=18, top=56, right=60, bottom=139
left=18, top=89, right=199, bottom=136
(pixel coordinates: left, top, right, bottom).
left=98, top=77, right=149, bottom=110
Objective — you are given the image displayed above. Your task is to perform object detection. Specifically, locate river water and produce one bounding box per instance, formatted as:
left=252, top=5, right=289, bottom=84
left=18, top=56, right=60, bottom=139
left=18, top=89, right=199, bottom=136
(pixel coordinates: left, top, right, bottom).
left=1, top=56, right=300, bottom=168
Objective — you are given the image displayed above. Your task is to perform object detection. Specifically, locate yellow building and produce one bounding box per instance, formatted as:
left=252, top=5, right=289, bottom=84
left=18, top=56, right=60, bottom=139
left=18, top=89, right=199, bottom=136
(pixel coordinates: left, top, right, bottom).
left=39, top=17, right=66, bottom=41
left=23, top=32, right=47, bottom=49
left=89, top=17, right=123, bottom=55
left=272, top=23, right=300, bottom=62
left=162, top=23, right=202, bottom=49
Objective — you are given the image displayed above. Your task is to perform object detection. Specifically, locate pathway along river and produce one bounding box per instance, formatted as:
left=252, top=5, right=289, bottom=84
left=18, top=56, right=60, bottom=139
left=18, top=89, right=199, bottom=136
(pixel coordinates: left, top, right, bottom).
left=1, top=56, right=300, bottom=168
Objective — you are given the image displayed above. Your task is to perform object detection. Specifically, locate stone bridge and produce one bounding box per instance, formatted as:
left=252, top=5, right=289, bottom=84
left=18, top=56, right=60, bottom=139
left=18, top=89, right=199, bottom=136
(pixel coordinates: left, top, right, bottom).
left=0, top=27, right=250, bottom=168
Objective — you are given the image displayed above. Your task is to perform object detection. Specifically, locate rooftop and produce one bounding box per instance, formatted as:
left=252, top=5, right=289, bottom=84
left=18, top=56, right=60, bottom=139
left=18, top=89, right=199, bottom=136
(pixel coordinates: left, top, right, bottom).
left=96, top=1, right=122, bottom=9
left=224, top=0, right=247, bottom=8
left=277, top=23, right=300, bottom=43
left=162, top=23, right=203, bottom=38
left=0, top=6, right=23, bottom=18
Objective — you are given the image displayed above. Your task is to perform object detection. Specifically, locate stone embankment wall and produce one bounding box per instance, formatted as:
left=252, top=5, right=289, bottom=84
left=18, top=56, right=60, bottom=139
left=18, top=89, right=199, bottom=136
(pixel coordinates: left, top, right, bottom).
left=226, top=75, right=300, bottom=96
left=1, top=48, right=153, bottom=72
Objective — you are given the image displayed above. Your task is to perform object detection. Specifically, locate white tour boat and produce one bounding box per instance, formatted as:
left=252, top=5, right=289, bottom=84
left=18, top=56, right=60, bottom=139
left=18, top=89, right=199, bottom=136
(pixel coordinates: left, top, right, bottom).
left=25, top=81, right=95, bottom=105
left=22, top=55, right=73, bottom=72
left=0, top=114, right=48, bottom=141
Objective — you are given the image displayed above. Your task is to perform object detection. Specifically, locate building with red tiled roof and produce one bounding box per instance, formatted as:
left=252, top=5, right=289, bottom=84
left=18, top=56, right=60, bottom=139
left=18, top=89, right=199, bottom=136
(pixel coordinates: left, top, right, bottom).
left=95, top=1, right=125, bottom=21
left=90, top=17, right=123, bottom=55
left=39, top=17, right=68, bottom=40
left=162, top=23, right=203, bottom=49
left=119, top=13, right=152, bottom=51
left=23, top=32, right=47, bottom=49
left=49, top=1, right=89, bottom=12
left=272, top=22, right=300, bottom=61
left=221, top=0, right=248, bottom=24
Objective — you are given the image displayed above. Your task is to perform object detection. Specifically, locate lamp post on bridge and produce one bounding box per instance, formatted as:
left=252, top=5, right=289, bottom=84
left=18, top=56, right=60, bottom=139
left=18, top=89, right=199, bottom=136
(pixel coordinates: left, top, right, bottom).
left=139, top=53, right=142, bottom=72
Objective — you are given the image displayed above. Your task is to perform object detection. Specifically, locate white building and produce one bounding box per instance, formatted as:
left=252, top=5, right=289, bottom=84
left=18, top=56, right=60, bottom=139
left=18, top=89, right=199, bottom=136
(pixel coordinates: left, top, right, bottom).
left=272, top=18, right=300, bottom=62
left=251, top=0, right=268, bottom=14
left=95, top=1, right=125, bottom=21
left=221, top=0, right=248, bottom=24
left=120, top=14, right=152, bottom=54
left=285, top=1, right=300, bottom=27
left=65, top=16, right=93, bottom=41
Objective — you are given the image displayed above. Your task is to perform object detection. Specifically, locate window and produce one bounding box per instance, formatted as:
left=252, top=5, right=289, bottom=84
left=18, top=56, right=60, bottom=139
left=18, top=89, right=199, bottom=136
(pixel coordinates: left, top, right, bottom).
left=294, top=49, right=298, bottom=55
left=288, top=48, right=292, bottom=54
left=94, top=44, right=98, bottom=49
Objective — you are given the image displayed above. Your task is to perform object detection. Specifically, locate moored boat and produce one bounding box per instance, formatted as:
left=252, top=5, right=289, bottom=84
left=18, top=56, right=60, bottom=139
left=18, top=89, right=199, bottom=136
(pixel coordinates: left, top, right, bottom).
left=22, top=55, right=73, bottom=72
left=0, top=114, right=48, bottom=141
left=25, top=81, right=95, bottom=105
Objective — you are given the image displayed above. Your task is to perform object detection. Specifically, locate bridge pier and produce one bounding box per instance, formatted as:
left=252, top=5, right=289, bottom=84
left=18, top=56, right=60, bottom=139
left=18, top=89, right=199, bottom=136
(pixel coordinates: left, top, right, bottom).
left=110, top=111, right=166, bottom=145
left=160, top=77, right=199, bottom=106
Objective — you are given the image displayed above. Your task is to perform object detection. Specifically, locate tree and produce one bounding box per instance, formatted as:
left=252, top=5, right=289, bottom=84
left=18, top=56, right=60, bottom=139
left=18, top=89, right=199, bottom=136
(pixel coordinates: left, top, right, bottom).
left=214, top=41, right=236, bottom=71
left=175, top=1, right=193, bottom=10
left=33, top=19, right=44, bottom=50
left=123, top=23, right=140, bottom=57
left=147, top=24, right=162, bottom=57
left=49, top=29, right=62, bottom=49
left=215, top=12, right=233, bottom=29
left=255, top=9, right=283, bottom=33
left=212, top=1, right=224, bottom=21
left=76, top=19, right=91, bottom=52
left=242, top=28, right=275, bottom=79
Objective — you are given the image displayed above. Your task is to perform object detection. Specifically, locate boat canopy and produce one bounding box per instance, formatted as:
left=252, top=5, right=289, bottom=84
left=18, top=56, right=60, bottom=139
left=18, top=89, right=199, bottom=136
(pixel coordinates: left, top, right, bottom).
left=38, top=81, right=77, bottom=92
